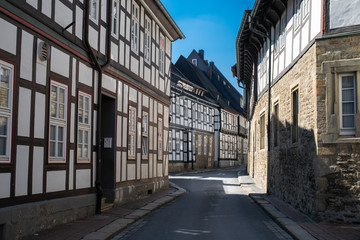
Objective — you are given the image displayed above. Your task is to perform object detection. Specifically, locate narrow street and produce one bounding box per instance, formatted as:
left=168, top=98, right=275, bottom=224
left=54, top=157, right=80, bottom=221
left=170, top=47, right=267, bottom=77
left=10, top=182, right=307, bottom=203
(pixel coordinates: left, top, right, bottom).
left=112, top=169, right=293, bottom=240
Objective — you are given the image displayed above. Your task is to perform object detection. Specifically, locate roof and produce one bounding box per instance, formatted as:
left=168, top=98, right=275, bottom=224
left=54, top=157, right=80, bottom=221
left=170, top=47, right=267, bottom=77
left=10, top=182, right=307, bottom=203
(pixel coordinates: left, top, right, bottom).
left=145, top=0, right=185, bottom=41
left=175, top=55, right=243, bottom=115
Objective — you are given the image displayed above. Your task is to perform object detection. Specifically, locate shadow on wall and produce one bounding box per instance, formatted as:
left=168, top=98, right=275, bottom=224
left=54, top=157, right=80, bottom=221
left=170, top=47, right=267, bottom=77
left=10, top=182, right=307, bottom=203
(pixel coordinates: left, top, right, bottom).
left=267, top=117, right=360, bottom=223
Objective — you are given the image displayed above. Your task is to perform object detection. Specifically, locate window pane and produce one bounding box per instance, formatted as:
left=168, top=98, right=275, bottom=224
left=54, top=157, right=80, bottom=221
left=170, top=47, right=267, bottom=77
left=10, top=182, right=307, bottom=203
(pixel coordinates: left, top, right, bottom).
left=343, top=116, right=355, bottom=128
left=0, top=87, right=9, bottom=108
left=59, top=89, right=65, bottom=104
left=342, top=103, right=355, bottom=114
left=50, top=142, right=56, bottom=157
left=58, top=143, right=63, bottom=157
left=0, top=137, right=6, bottom=155
left=59, top=103, right=65, bottom=119
left=78, top=130, right=83, bottom=143
left=0, top=68, right=10, bottom=86
left=84, top=131, right=89, bottom=144
left=342, top=89, right=354, bottom=101
left=51, top=102, right=57, bottom=118
left=77, top=144, right=82, bottom=158
left=0, top=117, right=7, bottom=135
left=58, top=126, right=64, bottom=141
left=85, top=110, right=89, bottom=124
left=342, top=76, right=354, bottom=88
left=50, top=125, right=56, bottom=140
left=51, top=87, right=57, bottom=117
left=84, top=144, right=88, bottom=158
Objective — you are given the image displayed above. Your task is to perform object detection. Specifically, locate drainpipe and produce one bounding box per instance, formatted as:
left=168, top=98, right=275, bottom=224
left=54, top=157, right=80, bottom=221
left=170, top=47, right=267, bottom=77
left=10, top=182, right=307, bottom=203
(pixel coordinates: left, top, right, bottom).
left=84, top=0, right=112, bottom=214
left=248, top=16, right=272, bottom=194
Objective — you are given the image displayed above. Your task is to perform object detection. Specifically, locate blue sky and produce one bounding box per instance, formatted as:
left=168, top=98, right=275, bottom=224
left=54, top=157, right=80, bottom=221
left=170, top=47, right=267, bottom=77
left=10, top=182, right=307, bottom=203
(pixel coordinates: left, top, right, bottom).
left=162, top=0, right=255, bottom=94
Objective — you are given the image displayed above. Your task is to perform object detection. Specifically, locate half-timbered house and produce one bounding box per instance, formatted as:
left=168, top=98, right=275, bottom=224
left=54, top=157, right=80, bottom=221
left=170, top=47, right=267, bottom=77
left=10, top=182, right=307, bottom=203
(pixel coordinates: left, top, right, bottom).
left=0, top=0, right=184, bottom=238
left=169, top=63, right=219, bottom=172
left=173, top=50, right=247, bottom=169
left=236, top=0, right=360, bottom=223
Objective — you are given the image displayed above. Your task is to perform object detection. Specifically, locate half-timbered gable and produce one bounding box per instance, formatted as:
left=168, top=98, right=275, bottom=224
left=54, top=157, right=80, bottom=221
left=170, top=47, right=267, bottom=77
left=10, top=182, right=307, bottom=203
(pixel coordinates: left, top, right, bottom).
left=169, top=63, right=219, bottom=171
left=0, top=0, right=183, bottom=238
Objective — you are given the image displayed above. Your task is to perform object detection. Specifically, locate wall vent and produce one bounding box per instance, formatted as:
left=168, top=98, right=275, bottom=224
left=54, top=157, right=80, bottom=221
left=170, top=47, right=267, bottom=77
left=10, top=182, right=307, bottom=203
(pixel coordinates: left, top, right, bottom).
left=38, top=41, right=50, bottom=61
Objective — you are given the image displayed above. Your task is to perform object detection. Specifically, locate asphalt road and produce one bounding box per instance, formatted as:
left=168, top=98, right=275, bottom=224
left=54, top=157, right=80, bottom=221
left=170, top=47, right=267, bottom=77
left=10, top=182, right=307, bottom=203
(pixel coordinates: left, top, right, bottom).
left=112, top=168, right=293, bottom=240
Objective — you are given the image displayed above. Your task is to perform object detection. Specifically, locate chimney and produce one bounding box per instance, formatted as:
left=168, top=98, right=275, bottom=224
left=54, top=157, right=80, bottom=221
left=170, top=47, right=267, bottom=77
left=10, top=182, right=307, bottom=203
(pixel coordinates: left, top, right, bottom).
left=199, top=49, right=204, bottom=60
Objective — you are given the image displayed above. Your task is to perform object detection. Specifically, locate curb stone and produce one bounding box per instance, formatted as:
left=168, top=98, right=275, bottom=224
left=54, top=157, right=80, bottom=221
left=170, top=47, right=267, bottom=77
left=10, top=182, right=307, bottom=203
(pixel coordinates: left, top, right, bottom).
left=81, top=183, right=186, bottom=240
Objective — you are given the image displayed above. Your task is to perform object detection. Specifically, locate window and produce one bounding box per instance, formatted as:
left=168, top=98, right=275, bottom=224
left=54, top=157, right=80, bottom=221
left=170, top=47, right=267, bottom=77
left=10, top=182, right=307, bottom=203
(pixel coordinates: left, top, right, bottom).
left=90, top=0, right=98, bottom=22
left=292, top=89, right=299, bottom=143
left=175, top=131, right=180, bottom=153
left=303, top=0, right=310, bottom=18
left=158, top=118, right=163, bottom=159
left=280, top=13, right=286, bottom=49
left=294, top=0, right=301, bottom=30
left=142, top=111, right=148, bottom=158
left=209, top=137, right=213, bottom=156
left=274, top=103, right=279, bottom=147
left=198, top=135, right=202, bottom=155
left=49, top=81, right=68, bottom=163
left=0, top=61, right=14, bottom=163
left=128, top=106, right=136, bottom=159
left=159, top=35, right=165, bottom=75
left=112, top=0, right=119, bottom=36
left=192, top=59, right=197, bottom=66
left=77, top=92, right=91, bottom=163
left=144, top=15, right=151, bottom=63
left=339, top=74, right=356, bottom=135
left=204, top=135, right=207, bottom=155
left=131, top=1, right=139, bottom=53
left=260, top=114, right=265, bottom=149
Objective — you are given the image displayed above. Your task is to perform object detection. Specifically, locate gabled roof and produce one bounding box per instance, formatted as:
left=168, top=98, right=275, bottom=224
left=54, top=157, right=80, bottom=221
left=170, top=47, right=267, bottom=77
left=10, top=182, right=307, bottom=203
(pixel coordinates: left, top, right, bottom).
left=175, top=55, right=243, bottom=115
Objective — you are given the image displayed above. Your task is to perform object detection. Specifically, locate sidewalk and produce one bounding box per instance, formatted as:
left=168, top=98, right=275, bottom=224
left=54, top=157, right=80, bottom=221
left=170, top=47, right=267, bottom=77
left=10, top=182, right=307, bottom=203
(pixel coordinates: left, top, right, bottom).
left=23, top=183, right=186, bottom=240
left=238, top=170, right=360, bottom=240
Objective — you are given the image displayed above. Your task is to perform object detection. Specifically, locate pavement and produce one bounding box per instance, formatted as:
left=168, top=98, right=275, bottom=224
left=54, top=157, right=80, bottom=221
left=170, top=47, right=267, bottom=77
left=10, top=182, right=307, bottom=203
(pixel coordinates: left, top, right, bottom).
left=23, top=182, right=186, bottom=240
left=23, top=167, right=360, bottom=240
left=237, top=168, right=360, bottom=240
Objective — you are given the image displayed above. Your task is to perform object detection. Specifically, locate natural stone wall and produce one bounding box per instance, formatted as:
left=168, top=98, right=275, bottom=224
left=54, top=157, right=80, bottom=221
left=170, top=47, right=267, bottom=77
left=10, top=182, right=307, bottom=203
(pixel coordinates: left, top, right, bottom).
left=315, top=35, right=360, bottom=223
left=268, top=44, right=318, bottom=217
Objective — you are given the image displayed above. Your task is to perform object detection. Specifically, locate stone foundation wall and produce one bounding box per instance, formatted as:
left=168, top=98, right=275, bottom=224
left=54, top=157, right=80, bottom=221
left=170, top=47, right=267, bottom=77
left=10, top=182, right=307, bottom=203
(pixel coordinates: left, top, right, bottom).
left=0, top=194, right=96, bottom=240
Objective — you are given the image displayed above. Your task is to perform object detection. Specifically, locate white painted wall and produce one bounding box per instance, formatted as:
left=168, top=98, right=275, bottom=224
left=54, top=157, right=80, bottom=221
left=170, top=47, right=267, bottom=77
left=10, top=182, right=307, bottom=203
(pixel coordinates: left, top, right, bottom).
left=76, top=169, right=91, bottom=189
left=50, top=47, right=70, bottom=78
left=0, top=18, right=17, bottom=55
left=34, top=92, right=46, bottom=139
left=79, top=62, right=93, bottom=87
left=18, top=87, right=32, bottom=137
left=55, top=1, right=73, bottom=32
left=32, top=147, right=44, bottom=194
left=20, top=31, right=34, bottom=81
left=330, top=0, right=360, bottom=29
left=0, top=173, right=11, bottom=198
left=15, top=145, right=29, bottom=196
left=46, top=170, right=66, bottom=192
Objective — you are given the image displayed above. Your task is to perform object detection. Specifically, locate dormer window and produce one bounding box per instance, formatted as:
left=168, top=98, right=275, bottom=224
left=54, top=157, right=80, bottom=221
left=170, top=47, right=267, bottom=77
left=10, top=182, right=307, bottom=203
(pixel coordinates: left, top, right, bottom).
left=192, top=59, right=197, bottom=66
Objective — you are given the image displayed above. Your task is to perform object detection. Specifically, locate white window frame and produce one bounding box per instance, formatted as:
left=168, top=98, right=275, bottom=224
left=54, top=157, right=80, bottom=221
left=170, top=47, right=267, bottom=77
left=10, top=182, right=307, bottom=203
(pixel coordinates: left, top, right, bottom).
left=142, top=111, right=149, bottom=158
left=303, top=0, right=310, bottom=19
left=209, top=137, right=213, bottom=156
left=339, top=73, right=356, bottom=136
left=112, top=0, right=119, bottom=37
left=158, top=118, right=163, bottom=160
left=144, top=15, right=151, bottom=64
left=294, top=0, right=301, bottom=30
left=0, top=60, right=14, bottom=163
left=90, top=0, right=99, bottom=23
left=128, top=106, right=137, bottom=159
left=49, top=81, right=68, bottom=163
left=131, top=1, right=140, bottom=54
left=159, top=34, right=165, bottom=76
left=192, top=59, right=197, bottom=66
left=280, top=12, right=286, bottom=49
left=77, top=92, right=92, bottom=163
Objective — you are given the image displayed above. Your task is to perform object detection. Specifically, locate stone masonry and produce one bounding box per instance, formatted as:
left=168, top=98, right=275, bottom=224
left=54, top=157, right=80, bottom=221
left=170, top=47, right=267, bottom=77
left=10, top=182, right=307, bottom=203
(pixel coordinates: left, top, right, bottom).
left=249, top=35, right=360, bottom=223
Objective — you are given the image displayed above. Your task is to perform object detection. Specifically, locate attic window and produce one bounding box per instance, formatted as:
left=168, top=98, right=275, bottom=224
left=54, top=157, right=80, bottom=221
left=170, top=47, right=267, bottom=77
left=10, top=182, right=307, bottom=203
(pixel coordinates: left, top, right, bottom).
left=192, top=59, right=197, bottom=66
left=223, top=80, right=226, bottom=85
left=218, top=75, right=220, bottom=81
